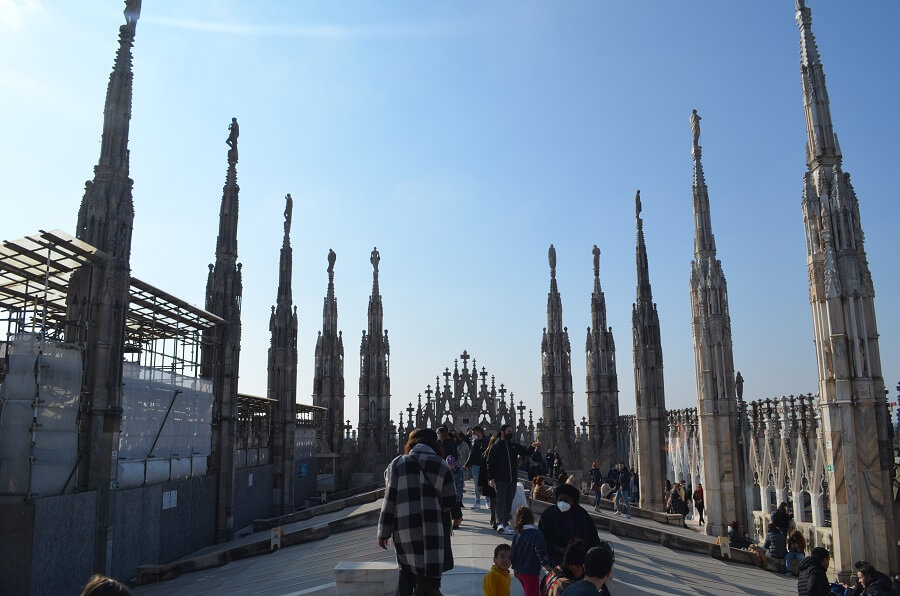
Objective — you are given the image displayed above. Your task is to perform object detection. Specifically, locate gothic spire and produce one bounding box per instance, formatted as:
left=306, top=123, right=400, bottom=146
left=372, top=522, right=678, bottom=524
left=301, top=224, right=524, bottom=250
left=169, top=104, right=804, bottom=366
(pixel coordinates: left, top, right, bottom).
left=634, top=190, right=653, bottom=304
left=368, top=247, right=383, bottom=337
left=323, top=248, right=338, bottom=336
left=590, top=245, right=607, bottom=333
left=690, top=110, right=717, bottom=259
left=796, top=0, right=840, bottom=166
left=275, top=194, right=293, bottom=311
left=547, top=244, right=563, bottom=333
left=75, top=0, right=141, bottom=260
left=217, top=117, right=240, bottom=263
left=98, top=0, right=140, bottom=173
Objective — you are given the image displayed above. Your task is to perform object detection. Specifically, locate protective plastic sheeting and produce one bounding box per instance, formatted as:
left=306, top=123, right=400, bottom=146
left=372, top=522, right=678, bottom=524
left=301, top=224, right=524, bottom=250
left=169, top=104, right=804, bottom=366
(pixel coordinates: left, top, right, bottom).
left=0, top=333, right=81, bottom=497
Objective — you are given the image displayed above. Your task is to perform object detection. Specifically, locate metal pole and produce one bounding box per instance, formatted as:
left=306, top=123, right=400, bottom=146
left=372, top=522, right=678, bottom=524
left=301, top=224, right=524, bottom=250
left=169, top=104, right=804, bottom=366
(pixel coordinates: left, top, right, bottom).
left=149, top=389, right=182, bottom=458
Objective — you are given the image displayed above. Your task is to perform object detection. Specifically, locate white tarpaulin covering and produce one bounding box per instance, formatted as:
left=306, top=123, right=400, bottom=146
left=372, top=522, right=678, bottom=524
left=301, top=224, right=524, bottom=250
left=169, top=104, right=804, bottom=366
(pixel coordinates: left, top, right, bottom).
left=0, top=333, right=81, bottom=497
left=117, top=363, right=213, bottom=488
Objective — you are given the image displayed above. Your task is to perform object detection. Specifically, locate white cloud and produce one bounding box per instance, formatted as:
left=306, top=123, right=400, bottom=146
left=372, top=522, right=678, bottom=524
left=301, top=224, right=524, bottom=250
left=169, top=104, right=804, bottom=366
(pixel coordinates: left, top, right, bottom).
left=0, top=0, right=42, bottom=33
left=140, top=15, right=457, bottom=40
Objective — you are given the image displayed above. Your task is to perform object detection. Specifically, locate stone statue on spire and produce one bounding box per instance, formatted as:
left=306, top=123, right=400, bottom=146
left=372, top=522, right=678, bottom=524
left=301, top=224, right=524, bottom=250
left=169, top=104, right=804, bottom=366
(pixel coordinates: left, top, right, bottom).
left=635, top=190, right=642, bottom=218
left=124, top=0, right=142, bottom=24
left=690, top=109, right=702, bottom=152
left=327, top=248, right=336, bottom=275
left=283, top=193, right=292, bottom=237
left=371, top=246, right=380, bottom=273
left=548, top=244, right=556, bottom=274
left=226, top=117, right=239, bottom=162
left=592, top=245, right=601, bottom=278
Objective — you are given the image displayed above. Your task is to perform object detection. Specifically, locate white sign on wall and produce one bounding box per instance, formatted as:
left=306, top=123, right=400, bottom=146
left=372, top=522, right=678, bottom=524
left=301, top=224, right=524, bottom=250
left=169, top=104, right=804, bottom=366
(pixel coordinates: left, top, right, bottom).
left=162, top=490, right=178, bottom=510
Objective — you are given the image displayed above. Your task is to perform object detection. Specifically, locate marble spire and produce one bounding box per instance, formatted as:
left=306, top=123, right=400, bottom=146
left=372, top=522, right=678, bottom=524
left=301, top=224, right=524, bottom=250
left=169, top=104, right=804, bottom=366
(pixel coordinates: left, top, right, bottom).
left=631, top=192, right=667, bottom=511
left=688, top=111, right=749, bottom=537
left=585, top=245, right=619, bottom=470
left=540, top=245, right=575, bottom=468
left=358, top=248, right=392, bottom=474
left=201, top=119, right=244, bottom=541
left=269, top=194, right=299, bottom=516
left=64, top=0, right=142, bottom=572
left=313, top=248, right=345, bottom=456
left=795, top=0, right=894, bottom=577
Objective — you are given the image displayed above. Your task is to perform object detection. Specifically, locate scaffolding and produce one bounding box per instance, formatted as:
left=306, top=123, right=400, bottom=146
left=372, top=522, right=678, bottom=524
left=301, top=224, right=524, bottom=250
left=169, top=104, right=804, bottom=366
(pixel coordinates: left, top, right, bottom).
left=0, top=230, right=225, bottom=496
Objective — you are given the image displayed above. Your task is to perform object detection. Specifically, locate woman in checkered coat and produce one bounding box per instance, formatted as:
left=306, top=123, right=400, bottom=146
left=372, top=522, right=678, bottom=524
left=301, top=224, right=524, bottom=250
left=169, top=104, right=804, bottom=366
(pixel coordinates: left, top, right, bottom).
left=378, top=428, right=457, bottom=595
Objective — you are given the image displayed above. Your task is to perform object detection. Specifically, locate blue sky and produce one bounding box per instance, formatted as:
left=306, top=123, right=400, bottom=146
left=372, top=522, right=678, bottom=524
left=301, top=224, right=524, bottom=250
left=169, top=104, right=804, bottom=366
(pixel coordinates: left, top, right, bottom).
left=1, top=0, right=898, bottom=429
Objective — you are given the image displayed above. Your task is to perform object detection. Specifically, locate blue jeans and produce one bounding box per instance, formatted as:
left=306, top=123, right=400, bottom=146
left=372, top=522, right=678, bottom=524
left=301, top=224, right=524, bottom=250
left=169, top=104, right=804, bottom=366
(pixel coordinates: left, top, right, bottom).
left=470, top=465, right=481, bottom=504
left=615, top=490, right=632, bottom=516
left=784, top=551, right=803, bottom=575
left=593, top=490, right=602, bottom=508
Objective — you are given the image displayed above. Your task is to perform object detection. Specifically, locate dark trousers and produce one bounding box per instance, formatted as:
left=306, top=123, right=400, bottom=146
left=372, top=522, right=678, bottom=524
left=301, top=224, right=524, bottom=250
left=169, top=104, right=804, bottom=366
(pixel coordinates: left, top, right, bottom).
left=696, top=505, right=704, bottom=524
left=398, top=569, right=442, bottom=596
left=496, top=480, right=516, bottom=527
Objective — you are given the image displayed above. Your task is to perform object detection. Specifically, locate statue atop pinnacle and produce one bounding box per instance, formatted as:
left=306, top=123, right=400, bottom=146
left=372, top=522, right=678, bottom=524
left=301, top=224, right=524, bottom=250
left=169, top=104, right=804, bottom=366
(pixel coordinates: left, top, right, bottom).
left=690, top=109, right=701, bottom=155
left=226, top=117, right=239, bottom=163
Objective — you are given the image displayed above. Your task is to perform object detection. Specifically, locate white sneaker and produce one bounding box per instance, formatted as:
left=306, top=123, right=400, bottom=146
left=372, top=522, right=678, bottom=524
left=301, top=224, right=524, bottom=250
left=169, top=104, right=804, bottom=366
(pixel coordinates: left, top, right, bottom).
left=502, top=525, right=515, bottom=535
left=614, top=511, right=621, bottom=516
left=473, top=502, right=481, bottom=510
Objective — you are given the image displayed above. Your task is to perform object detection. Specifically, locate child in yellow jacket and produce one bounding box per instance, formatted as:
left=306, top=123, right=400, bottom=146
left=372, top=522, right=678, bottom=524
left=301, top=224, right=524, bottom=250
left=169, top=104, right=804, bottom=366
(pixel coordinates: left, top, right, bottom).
left=483, top=543, right=511, bottom=596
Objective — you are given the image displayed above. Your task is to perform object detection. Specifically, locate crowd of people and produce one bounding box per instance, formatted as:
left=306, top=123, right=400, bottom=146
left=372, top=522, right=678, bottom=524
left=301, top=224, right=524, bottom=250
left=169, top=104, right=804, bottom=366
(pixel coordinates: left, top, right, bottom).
left=378, top=425, right=619, bottom=595
left=377, top=424, right=900, bottom=595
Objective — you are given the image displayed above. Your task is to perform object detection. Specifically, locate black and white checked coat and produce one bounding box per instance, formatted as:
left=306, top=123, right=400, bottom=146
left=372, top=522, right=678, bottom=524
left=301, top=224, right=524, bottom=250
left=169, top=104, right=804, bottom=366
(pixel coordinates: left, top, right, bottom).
left=378, top=444, right=457, bottom=577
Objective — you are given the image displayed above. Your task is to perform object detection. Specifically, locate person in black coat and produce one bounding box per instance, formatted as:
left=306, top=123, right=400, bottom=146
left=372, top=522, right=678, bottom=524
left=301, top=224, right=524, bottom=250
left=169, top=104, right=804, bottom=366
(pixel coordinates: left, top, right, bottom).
left=538, top=482, right=602, bottom=566
left=796, top=547, right=832, bottom=596
left=486, top=424, right=538, bottom=533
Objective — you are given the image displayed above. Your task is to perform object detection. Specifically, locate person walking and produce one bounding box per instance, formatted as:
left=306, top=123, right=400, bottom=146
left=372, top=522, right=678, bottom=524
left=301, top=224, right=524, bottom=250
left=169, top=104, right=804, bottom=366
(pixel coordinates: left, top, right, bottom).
left=378, top=428, right=456, bottom=595
left=538, top=483, right=602, bottom=566
left=692, top=483, right=705, bottom=526
left=784, top=529, right=805, bottom=576
left=510, top=506, right=551, bottom=596
left=447, top=456, right=465, bottom=529
left=613, top=462, right=632, bottom=519
left=464, top=426, right=487, bottom=509
left=589, top=461, right=604, bottom=512
left=487, top=424, right=539, bottom=535
left=479, top=434, right=499, bottom=529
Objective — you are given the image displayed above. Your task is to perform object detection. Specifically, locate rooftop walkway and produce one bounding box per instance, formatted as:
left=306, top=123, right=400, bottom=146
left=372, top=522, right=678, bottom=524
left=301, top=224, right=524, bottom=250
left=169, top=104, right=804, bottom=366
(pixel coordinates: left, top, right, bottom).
left=134, top=481, right=798, bottom=595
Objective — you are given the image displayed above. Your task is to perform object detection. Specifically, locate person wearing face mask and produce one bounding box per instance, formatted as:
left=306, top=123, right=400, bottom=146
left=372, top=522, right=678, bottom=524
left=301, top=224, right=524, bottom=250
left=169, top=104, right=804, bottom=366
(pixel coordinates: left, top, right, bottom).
left=539, top=482, right=602, bottom=566
left=487, top=424, right=540, bottom=535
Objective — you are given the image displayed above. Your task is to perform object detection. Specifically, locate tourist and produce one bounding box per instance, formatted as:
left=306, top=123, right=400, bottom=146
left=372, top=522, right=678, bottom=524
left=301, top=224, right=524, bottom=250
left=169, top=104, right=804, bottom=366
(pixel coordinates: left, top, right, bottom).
left=532, top=476, right=553, bottom=502
left=771, top=502, right=792, bottom=534
left=559, top=543, right=615, bottom=596
left=487, top=424, right=539, bottom=535
left=692, top=483, right=705, bottom=526
left=541, top=539, right=587, bottom=596
left=528, top=445, right=545, bottom=480
left=447, top=455, right=465, bottom=529
left=727, top=520, right=752, bottom=549
left=465, top=426, right=487, bottom=509
left=552, top=450, right=565, bottom=479
left=663, top=479, right=672, bottom=509
left=539, top=483, right=602, bottom=566
left=784, top=529, right=806, bottom=576
left=673, top=481, right=689, bottom=527
left=483, top=543, right=512, bottom=596
left=613, top=462, right=632, bottom=519
left=378, top=428, right=456, bottom=596
left=438, top=426, right=458, bottom=462
left=852, top=560, right=895, bottom=595
left=763, top=524, right=787, bottom=560
left=479, top=434, right=499, bottom=529
left=589, top=461, right=604, bottom=512
left=797, top=546, right=832, bottom=595
left=80, top=575, right=131, bottom=596
left=510, top=506, right=552, bottom=596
